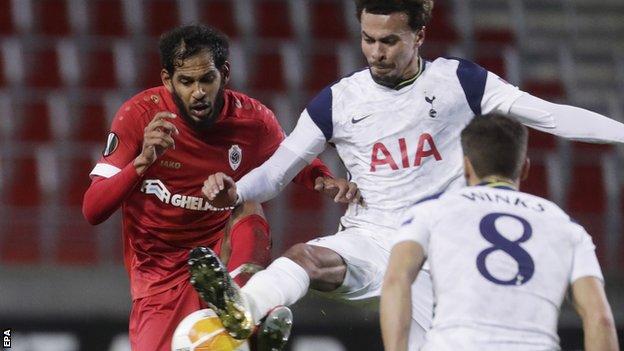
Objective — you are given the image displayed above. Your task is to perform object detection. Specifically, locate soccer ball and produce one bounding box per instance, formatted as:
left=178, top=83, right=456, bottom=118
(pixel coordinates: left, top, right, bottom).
left=171, top=308, right=250, bottom=351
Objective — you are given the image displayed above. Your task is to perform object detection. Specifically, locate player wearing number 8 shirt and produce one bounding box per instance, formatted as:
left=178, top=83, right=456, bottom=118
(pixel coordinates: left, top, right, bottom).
left=381, top=115, right=619, bottom=351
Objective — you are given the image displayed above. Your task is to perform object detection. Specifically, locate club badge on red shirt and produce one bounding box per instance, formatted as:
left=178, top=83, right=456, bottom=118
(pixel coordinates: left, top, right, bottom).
left=228, top=144, right=242, bottom=171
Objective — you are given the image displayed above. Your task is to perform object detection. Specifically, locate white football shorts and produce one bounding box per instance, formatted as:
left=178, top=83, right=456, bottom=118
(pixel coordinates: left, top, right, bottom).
left=307, top=226, right=433, bottom=349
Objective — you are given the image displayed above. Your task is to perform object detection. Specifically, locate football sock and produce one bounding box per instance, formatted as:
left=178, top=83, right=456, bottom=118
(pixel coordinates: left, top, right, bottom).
left=242, top=257, right=310, bottom=324
left=226, top=214, right=271, bottom=287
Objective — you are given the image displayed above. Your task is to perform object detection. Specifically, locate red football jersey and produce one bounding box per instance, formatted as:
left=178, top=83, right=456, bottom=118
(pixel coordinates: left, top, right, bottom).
left=90, top=87, right=292, bottom=299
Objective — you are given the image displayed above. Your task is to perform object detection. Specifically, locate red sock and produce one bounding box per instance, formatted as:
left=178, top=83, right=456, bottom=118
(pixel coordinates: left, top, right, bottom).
left=226, top=215, right=271, bottom=287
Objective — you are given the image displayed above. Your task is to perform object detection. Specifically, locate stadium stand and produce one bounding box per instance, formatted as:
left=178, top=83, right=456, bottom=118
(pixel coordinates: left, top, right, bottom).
left=199, top=0, right=240, bottom=39
left=0, top=0, right=14, bottom=35
left=248, top=48, right=288, bottom=91
left=309, top=0, right=350, bottom=40
left=86, top=0, right=128, bottom=37
left=1, top=217, right=42, bottom=263
left=142, top=0, right=179, bottom=37
left=5, top=154, right=43, bottom=207
left=23, top=42, right=64, bottom=89
left=32, top=0, right=72, bottom=36
left=255, top=0, right=294, bottom=39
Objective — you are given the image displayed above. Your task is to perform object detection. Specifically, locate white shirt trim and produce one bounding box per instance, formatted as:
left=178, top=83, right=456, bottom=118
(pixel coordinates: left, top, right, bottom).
left=90, top=163, right=122, bottom=178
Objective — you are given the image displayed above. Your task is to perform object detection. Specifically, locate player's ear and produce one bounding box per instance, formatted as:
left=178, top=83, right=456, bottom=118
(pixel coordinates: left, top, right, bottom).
left=463, top=156, right=473, bottom=184
left=161, top=69, right=174, bottom=92
left=415, top=27, right=426, bottom=48
left=520, top=157, right=530, bottom=181
left=220, top=61, right=231, bottom=86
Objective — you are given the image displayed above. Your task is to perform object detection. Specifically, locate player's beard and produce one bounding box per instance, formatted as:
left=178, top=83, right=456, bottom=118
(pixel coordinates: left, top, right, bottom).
left=369, top=53, right=420, bottom=89
left=171, top=84, right=226, bottom=131
left=368, top=67, right=403, bottom=89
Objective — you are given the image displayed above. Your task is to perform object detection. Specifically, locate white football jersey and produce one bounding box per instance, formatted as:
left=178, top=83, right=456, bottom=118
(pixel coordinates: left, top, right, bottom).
left=395, top=184, right=603, bottom=350
left=284, top=57, right=524, bottom=233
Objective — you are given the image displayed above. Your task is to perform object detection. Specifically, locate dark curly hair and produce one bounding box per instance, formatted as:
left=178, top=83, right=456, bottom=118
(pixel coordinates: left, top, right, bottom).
left=354, top=0, right=434, bottom=31
left=159, top=24, right=230, bottom=74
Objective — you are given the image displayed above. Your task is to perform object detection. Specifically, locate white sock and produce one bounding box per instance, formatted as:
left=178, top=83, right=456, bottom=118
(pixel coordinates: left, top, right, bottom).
left=241, top=257, right=310, bottom=324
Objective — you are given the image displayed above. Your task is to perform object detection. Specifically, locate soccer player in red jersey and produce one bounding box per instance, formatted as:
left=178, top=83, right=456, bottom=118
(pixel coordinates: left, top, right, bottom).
left=82, top=24, right=358, bottom=351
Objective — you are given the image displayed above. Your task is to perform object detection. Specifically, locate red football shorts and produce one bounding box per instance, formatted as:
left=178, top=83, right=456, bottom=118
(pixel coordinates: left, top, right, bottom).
left=128, top=236, right=223, bottom=351
left=128, top=215, right=271, bottom=351
left=129, top=277, right=207, bottom=351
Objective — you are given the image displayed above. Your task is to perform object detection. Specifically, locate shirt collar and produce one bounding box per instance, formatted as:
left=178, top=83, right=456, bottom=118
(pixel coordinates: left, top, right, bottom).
left=476, top=176, right=518, bottom=191
left=392, top=56, right=425, bottom=90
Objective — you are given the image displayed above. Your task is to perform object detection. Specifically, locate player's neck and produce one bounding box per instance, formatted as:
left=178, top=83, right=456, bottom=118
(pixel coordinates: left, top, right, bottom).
left=392, top=56, right=423, bottom=90
left=474, top=175, right=518, bottom=190
left=212, top=94, right=226, bottom=121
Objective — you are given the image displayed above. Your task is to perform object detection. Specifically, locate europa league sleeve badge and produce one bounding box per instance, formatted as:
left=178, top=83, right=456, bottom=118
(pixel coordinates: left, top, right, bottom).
left=103, top=132, right=119, bottom=157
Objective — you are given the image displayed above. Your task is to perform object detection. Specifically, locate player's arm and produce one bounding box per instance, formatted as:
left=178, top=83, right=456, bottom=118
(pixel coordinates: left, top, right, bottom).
left=203, top=86, right=345, bottom=208
left=293, top=158, right=360, bottom=203
left=507, top=94, right=624, bottom=143
left=571, top=276, right=618, bottom=351
left=566, top=226, right=619, bottom=351
left=292, top=158, right=331, bottom=186
left=381, top=211, right=432, bottom=351
left=381, top=240, right=426, bottom=351
left=254, top=101, right=359, bottom=203
left=202, top=121, right=323, bottom=207
left=82, top=111, right=178, bottom=224
left=475, top=66, right=624, bottom=143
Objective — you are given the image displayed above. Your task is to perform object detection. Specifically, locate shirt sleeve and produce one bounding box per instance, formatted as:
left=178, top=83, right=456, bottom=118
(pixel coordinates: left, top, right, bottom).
left=82, top=163, right=143, bottom=225
left=281, top=110, right=328, bottom=163
left=393, top=205, right=434, bottom=257
left=303, top=85, right=334, bottom=142
left=482, top=72, right=525, bottom=114
left=508, top=93, right=624, bottom=143
left=570, top=224, right=604, bottom=283
left=237, top=145, right=310, bottom=204
left=83, top=100, right=147, bottom=224
left=254, top=105, right=332, bottom=190
left=236, top=87, right=331, bottom=203
left=454, top=58, right=624, bottom=144
left=254, top=105, right=287, bottom=166
left=89, top=101, right=146, bottom=178
left=237, top=110, right=328, bottom=203
left=455, top=58, right=523, bottom=116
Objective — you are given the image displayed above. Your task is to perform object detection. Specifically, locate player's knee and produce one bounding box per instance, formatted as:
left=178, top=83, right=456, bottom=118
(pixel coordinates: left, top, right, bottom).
left=283, top=244, right=346, bottom=287
left=229, top=202, right=265, bottom=226
left=283, top=243, right=323, bottom=279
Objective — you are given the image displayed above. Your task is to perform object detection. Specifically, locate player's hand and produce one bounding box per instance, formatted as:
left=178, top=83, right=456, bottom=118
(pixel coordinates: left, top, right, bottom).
left=314, top=177, right=362, bottom=204
left=134, top=112, right=179, bottom=174
left=202, top=172, right=239, bottom=209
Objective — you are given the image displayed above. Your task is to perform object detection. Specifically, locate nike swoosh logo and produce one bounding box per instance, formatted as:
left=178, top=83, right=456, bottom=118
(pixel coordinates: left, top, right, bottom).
left=351, top=114, right=373, bottom=124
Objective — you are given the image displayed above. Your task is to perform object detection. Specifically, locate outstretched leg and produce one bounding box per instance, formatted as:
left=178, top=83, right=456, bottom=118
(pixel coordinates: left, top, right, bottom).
left=188, top=246, right=294, bottom=351
left=188, top=246, right=254, bottom=339
left=189, top=242, right=347, bottom=325
left=240, top=243, right=347, bottom=323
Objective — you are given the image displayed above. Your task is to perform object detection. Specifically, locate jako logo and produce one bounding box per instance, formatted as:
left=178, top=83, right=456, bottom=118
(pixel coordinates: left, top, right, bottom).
left=160, top=160, right=182, bottom=169
left=141, top=180, right=217, bottom=211
left=370, top=133, right=442, bottom=172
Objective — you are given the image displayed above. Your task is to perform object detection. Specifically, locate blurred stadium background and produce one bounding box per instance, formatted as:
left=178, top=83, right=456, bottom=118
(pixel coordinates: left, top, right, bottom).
left=0, top=0, right=623, bottom=350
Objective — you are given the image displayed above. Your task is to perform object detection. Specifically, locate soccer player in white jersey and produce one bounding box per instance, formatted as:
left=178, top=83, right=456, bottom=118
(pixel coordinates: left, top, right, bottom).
left=190, top=0, right=624, bottom=349
left=381, top=114, right=619, bottom=351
